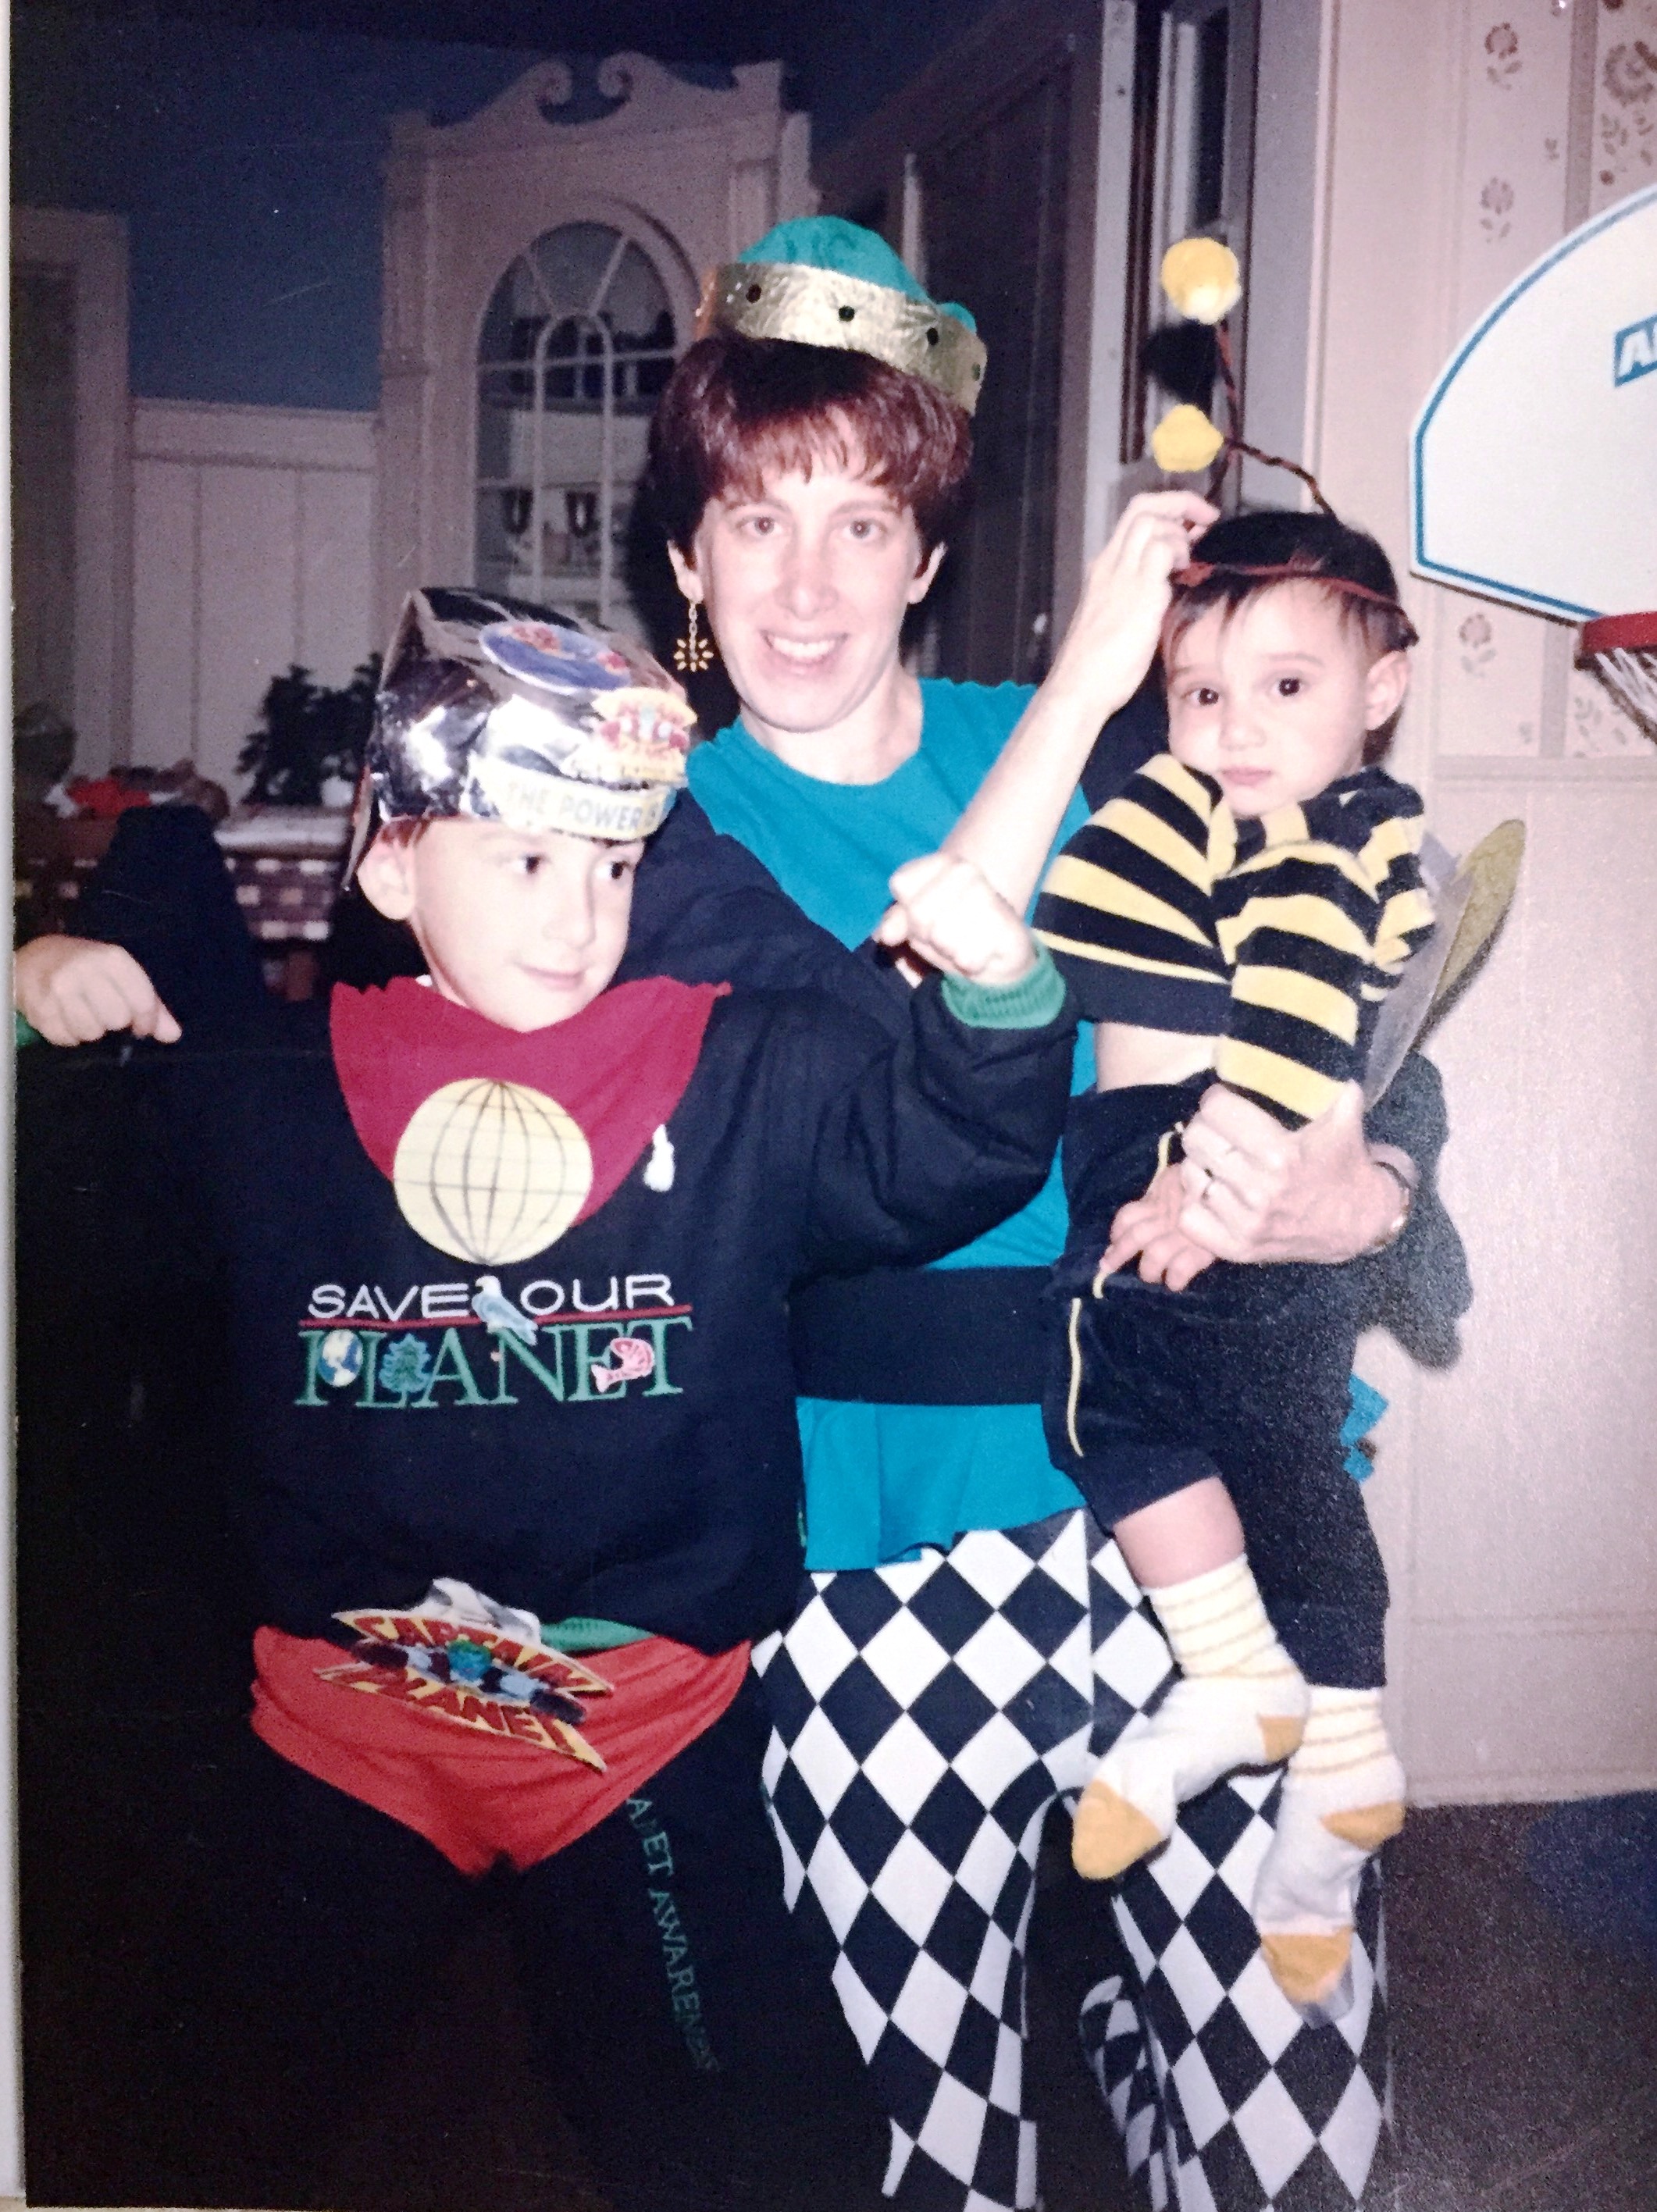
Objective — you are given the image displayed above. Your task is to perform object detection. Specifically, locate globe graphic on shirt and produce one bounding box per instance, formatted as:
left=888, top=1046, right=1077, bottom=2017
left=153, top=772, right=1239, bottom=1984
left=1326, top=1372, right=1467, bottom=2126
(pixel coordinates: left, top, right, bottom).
left=316, top=1329, right=364, bottom=1388
left=391, top=1078, right=594, bottom=1265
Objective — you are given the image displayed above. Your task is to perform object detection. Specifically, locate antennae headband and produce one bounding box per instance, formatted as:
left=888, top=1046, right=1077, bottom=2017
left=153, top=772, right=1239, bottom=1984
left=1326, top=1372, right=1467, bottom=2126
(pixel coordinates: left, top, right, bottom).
left=1170, top=561, right=1419, bottom=647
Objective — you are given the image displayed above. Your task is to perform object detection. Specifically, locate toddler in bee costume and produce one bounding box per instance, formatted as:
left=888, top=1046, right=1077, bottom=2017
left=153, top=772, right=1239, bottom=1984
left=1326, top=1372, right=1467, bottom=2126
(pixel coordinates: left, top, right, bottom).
left=1033, top=510, right=1441, bottom=2014
left=16, top=588, right=1077, bottom=2212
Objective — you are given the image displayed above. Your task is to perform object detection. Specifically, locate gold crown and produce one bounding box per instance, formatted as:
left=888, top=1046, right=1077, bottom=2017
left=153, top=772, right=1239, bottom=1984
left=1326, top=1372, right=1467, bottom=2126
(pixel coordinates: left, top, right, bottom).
left=700, top=259, right=987, bottom=415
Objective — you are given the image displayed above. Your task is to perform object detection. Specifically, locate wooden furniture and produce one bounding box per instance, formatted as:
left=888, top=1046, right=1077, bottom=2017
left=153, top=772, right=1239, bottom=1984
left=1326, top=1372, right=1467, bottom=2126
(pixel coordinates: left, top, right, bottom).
left=15, top=803, right=351, bottom=1002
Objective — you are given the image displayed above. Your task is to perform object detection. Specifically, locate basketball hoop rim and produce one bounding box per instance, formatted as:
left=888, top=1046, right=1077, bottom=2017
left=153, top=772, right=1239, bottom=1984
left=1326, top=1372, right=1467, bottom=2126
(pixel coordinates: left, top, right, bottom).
left=1580, top=611, right=1657, bottom=654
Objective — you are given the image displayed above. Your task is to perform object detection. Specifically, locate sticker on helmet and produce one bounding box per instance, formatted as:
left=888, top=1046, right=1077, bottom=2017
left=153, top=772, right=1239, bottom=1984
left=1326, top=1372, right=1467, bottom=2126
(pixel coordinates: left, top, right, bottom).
left=478, top=620, right=635, bottom=694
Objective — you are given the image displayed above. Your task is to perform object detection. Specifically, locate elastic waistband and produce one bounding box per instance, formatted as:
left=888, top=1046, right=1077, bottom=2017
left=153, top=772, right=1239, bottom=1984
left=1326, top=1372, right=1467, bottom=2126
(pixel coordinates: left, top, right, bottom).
left=789, top=1264, right=1048, bottom=1405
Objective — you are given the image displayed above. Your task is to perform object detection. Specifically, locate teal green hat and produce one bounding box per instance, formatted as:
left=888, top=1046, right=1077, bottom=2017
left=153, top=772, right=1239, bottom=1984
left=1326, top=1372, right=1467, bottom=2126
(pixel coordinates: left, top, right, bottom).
left=699, top=215, right=986, bottom=414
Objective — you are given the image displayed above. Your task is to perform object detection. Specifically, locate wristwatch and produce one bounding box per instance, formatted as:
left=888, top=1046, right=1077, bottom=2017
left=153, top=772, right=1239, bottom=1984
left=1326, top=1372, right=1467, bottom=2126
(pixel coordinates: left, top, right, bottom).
left=1363, top=1155, right=1416, bottom=1254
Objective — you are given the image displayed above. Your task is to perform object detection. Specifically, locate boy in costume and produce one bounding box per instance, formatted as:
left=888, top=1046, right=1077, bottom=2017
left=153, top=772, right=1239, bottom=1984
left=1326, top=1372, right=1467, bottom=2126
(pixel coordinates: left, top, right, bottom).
left=15, top=586, right=1077, bottom=2210
left=1032, top=511, right=1436, bottom=2011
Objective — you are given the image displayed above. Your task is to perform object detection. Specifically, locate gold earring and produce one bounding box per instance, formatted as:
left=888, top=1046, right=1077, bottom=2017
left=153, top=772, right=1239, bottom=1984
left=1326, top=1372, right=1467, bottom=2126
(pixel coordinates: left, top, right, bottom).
left=673, top=599, right=714, bottom=674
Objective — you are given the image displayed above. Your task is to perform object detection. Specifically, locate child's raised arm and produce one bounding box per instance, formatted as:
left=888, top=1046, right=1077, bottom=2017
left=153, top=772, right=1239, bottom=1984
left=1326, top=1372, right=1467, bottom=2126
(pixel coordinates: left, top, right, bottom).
left=14, top=935, right=180, bottom=1047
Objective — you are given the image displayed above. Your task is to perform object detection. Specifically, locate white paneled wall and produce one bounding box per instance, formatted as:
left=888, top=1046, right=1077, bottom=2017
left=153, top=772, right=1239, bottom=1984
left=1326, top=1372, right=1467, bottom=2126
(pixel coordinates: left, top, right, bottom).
left=130, top=401, right=376, bottom=796
left=1299, top=0, right=1657, bottom=1804
left=1406, top=760, right=1657, bottom=1800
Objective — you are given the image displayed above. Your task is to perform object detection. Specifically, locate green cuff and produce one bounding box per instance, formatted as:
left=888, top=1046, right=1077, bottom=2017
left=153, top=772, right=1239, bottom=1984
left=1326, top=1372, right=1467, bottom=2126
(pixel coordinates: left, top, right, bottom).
left=15, top=1010, right=43, bottom=1047
left=541, top=1615, right=651, bottom=1654
left=941, top=943, right=1067, bottom=1031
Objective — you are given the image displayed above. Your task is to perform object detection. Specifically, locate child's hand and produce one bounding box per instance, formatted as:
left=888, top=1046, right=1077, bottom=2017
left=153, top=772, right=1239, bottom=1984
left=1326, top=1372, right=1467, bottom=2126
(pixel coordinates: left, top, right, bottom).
left=1042, top=490, right=1219, bottom=717
left=875, top=854, right=1038, bottom=988
left=1099, top=1160, right=1217, bottom=1290
left=14, top=936, right=180, bottom=1046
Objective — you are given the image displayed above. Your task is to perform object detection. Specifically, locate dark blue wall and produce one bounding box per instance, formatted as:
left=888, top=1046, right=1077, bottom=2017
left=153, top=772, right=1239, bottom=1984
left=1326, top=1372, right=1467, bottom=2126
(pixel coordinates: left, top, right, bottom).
left=800, top=0, right=1003, bottom=153
left=12, top=15, right=529, bottom=409
left=12, top=2, right=1006, bottom=411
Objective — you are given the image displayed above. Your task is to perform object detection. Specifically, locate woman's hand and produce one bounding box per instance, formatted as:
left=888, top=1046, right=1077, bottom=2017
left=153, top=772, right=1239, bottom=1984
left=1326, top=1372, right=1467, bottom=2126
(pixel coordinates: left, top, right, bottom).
left=14, top=935, right=181, bottom=1046
left=1174, top=1083, right=1415, bottom=1264
left=1099, top=1161, right=1217, bottom=1289
left=876, top=853, right=1038, bottom=988
left=1041, top=490, right=1219, bottom=719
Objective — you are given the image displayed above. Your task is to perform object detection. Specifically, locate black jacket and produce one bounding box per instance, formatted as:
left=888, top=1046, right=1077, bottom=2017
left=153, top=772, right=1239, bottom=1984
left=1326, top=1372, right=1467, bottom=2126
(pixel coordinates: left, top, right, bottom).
left=108, top=973, right=1071, bottom=1651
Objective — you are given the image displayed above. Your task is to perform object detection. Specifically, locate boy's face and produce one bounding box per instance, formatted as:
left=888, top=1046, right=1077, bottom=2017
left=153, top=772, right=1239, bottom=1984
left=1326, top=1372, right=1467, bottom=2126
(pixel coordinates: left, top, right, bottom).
left=1165, top=581, right=1409, bottom=818
left=357, top=819, right=644, bottom=1031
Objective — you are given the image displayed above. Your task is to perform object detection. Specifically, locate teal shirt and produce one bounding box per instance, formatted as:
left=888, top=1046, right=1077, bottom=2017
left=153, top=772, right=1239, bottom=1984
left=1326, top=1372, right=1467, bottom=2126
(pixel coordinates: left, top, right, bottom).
left=687, top=679, right=1090, bottom=1568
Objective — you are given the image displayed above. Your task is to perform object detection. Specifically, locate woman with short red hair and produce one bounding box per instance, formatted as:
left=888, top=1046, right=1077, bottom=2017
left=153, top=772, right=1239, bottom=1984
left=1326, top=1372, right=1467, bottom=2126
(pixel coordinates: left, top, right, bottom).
left=640, top=218, right=1451, bottom=2211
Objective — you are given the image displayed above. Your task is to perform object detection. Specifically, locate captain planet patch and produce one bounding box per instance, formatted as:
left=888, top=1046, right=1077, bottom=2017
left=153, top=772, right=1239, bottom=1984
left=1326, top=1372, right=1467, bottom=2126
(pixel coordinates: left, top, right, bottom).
left=318, top=1607, right=615, bottom=1768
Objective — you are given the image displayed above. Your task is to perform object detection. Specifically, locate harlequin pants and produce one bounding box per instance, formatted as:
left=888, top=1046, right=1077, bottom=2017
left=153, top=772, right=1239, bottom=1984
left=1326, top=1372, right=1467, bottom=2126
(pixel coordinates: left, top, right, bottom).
left=756, top=1510, right=1389, bottom=2212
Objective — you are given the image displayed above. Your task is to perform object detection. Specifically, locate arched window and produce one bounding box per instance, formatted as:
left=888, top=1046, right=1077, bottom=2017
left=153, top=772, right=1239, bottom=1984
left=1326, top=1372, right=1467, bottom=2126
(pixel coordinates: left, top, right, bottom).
left=476, top=223, right=677, bottom=622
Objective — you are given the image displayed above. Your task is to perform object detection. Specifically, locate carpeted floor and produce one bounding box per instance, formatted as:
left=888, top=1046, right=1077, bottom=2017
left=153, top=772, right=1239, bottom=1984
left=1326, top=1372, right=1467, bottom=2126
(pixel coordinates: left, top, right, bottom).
left=1383, top=1801, right=1657, bottom=2212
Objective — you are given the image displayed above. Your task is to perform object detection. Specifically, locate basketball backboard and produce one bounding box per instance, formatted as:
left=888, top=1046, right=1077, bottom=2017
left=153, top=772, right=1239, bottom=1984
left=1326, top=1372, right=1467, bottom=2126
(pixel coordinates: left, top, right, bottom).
left=1411, top=183, right=1657, bottom=622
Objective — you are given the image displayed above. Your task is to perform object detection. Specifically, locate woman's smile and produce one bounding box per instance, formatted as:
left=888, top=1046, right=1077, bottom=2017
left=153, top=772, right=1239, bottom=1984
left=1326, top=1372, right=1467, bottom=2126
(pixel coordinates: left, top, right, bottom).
left=762, top=631, right=843, bottom=666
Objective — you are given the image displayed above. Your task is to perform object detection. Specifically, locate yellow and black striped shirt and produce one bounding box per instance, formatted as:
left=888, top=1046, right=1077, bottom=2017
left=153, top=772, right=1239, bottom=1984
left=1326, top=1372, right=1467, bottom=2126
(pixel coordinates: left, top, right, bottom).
left=1034, top=756, right=1434, bottom=1127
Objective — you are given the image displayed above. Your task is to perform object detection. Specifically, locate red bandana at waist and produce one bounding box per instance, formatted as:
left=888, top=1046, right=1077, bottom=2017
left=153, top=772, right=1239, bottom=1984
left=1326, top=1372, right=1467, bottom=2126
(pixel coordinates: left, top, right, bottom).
left=251, top=1626, right=749, bottom=1875
left=330, top=974, right=726, bottom=1244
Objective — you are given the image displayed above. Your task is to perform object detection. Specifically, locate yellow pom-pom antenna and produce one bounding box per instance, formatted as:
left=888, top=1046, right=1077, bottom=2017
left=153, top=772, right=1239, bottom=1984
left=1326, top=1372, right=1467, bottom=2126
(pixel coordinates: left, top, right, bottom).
left=1160, top=237, right=1242, bottom=325
left=1151, top=404, right=1227, bottom=474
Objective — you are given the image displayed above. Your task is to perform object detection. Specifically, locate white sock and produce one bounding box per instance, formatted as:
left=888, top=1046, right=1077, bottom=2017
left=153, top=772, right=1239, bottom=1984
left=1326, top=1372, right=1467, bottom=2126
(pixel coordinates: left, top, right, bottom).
left=1253, top=1687, right=1405, bottom=2014
left=1072, top=1555, right=1307, bottom=1880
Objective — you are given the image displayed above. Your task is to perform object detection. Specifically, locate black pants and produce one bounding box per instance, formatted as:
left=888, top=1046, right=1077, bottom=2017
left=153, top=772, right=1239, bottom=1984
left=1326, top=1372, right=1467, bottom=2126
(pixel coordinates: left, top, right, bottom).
left=149, top=1673, right=888, bottom=2211
left=1043, top=1084, right=1388, bottom=1689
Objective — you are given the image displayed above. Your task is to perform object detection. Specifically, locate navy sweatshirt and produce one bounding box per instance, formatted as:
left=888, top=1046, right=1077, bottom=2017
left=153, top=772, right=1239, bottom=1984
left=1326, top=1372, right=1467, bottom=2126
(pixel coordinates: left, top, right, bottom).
left=124, top=973, right=1074, bottom=1652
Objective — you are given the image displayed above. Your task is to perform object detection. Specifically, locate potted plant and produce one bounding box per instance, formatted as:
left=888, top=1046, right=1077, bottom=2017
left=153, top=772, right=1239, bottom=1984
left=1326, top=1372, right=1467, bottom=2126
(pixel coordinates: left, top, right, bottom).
left=237, top=657, right=380, bottom=808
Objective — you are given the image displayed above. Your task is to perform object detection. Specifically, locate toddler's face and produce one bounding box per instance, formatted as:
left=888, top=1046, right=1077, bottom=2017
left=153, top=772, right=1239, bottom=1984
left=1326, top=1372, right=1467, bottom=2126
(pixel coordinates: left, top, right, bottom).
left=1164, top=581, right=1406, bottom=817
left=357, top=819, right=644, bottom=1031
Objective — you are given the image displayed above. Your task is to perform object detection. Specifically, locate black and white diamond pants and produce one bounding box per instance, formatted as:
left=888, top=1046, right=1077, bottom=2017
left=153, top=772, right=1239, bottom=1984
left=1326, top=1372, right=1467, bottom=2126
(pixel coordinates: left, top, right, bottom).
left=755, top=1509, right=1388, bottom=2212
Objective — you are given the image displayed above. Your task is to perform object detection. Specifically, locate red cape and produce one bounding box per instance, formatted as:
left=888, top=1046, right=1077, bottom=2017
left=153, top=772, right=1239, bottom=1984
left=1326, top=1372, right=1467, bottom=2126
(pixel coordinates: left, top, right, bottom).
left=330, top=973, right=725, bottom=1230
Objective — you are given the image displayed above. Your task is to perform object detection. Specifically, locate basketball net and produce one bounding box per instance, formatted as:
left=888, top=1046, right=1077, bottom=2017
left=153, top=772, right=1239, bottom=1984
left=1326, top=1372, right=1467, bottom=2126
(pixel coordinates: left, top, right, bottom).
left=1580, top=611, right=1657, bottom=744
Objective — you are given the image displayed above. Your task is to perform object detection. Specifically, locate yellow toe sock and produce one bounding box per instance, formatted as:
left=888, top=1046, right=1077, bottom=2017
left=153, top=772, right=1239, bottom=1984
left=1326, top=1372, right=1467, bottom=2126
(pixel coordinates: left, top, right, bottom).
left=1253, top=1687, right=1405, bottom=2018
left=1070, top=1555, right=1309, bottom=1878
